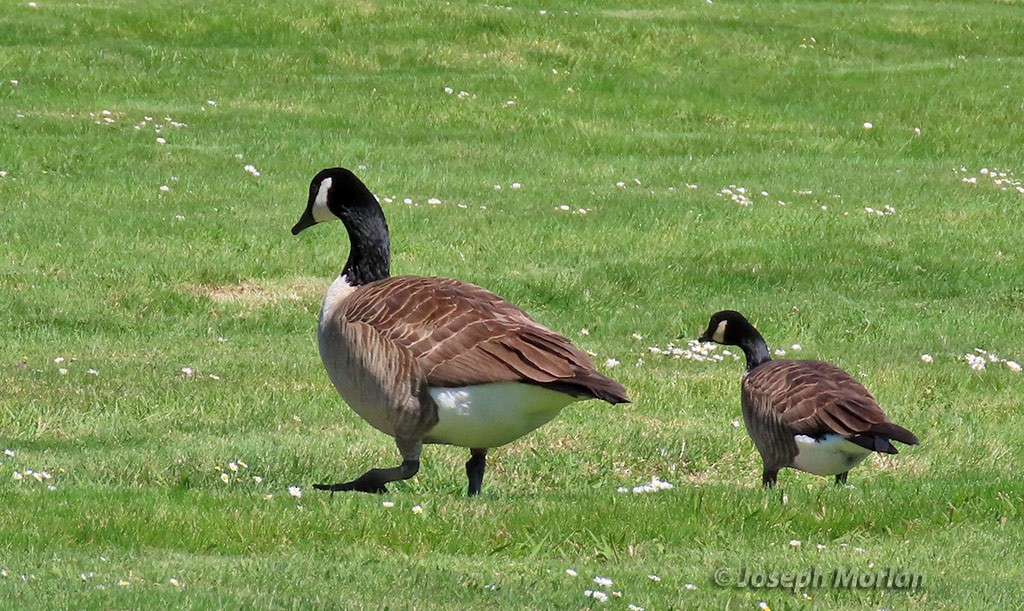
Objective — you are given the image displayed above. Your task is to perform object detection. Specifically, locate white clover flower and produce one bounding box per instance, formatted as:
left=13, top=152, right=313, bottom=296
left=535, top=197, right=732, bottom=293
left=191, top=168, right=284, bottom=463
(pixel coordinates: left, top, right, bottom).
left=3, top=449, right=13, bottom=457
left=181, top=367, right=194, bottom=376
left=169, top=578, right=182, bottom=587
left=252, top=476, right=263, bottom=484
left=288, top=486, right=302, bottom=498
left=220, top=473, right=230, bottom=483
left=12, top=471, right=23, bottom=481
left=159, top=185, right=170, bottom=193
left=1006, top=361, right=1021, bottom=372
left=565, top=569, right=578, bottom=577
left=593, top=576, right=613, bottom=587
left=228, top=462, right=238, bottom=472
left=791, top=344, right=802, bottom=351
left=579, top=328, right=589, bottom=336
left=605, top=358, right=620, bottom=368
left=647, top=574, right=661, bottom=582
left=156, top=137, right=166, bottom=145
left=58, top=368, right=68, bottom=375
left=789, top=539, right=801, bottom=547
left=427, top=198, right=442, bottom=205
left=54, top=357, right=64, bottom=364
left=510, top=182, right=522, bottom=189
left=684, top=583, right=697, bottom=590
left=628, top=605, right=644, bottom=611
left=584, top=590, right=609, bottom=602
left=965, top=354, right=986, bottom=371
left=863, top=122, right=873, bottom=130
left=411, top=505, right=423, bottom=514
left=773, top=349, right=787, bottom=357
left=86, top=369, right=99, bottom=376
left=382, top=501, right=395, bottom=508
left=920, top=354, right=933, bottom=363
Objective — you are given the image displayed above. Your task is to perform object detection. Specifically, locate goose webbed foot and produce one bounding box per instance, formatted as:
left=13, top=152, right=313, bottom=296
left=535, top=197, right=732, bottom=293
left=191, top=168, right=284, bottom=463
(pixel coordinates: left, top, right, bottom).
left=834, top=471, right=849, bottom=486
left=314, top=459, right=419, bottom=495
left=313, top=477, right=388, bottom=494
left=761, top=468, right=779, bottom=488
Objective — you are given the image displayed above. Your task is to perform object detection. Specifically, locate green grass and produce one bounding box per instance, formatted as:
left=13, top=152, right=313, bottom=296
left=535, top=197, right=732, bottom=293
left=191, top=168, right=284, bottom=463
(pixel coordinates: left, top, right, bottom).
left=2, top=0, right=1024, bottom=607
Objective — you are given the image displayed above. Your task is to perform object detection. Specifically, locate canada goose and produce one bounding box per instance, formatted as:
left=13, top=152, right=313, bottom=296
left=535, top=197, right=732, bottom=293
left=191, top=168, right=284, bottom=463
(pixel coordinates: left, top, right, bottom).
left=292, top=167, right=629, bottom=496
left=698, top=310, right=918, bottom=487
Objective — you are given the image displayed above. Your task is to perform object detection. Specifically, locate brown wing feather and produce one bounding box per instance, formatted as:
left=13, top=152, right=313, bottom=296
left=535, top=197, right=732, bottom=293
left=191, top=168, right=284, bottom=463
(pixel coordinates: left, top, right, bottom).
left=334, top=276, right=629, bottom=404
left=743, top=360, right=916, bottom=445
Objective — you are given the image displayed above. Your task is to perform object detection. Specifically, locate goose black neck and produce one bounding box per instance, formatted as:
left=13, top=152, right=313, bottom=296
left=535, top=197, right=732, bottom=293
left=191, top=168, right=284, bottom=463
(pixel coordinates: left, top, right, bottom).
left=340, top=204, right=391, bottom=286
left=738, top=331, right=773, bottom=372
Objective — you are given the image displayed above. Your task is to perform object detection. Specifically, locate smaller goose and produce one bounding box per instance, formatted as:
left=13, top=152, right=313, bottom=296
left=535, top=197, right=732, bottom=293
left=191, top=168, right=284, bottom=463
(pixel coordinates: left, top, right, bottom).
left=699, top=310, right=918, bottom=487
left=292, top=167, right=629, bottom=496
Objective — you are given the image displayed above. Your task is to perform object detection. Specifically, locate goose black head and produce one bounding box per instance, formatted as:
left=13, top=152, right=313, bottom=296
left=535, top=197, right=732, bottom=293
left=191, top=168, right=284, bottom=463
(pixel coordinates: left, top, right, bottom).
left=292, top=167, right=379, bottom=235
left=699, top=310, right=772, bottom=370
left=699, top=310, right=758, bottom=346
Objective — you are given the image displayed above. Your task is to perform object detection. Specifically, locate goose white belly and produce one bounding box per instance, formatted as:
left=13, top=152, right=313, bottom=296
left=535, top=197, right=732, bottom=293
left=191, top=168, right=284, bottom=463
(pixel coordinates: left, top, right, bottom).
left=791, top=434, right=872, bottom=476
left=425, top=382, right=577, bottom=448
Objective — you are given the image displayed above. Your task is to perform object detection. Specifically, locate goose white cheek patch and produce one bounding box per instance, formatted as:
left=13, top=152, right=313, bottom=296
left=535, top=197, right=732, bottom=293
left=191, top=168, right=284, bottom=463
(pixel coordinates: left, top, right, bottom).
left=312, top=176, right=339, bottom=223
left=712, top=320, right=728, bottom=343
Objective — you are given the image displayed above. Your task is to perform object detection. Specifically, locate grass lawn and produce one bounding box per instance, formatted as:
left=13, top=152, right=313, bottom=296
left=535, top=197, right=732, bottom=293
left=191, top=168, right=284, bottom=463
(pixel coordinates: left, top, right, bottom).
left=2, top=0, right=1023, bottom=608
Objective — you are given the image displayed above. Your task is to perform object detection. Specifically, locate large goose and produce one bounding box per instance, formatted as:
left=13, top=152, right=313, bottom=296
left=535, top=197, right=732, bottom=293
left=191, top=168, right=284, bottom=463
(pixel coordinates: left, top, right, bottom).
left=292, top=167, right=629, bottom=496
left=698, top=310, right=918, bottom=487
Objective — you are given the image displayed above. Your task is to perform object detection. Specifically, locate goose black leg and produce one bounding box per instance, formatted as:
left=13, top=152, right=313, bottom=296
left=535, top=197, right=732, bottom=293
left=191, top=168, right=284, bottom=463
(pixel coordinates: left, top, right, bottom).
left=466, top=448, right=488, bottom=497
left=315, top=438, right=422, bottom=494
left=834, top=471, right=849, bottom=486
left=314, top=460, right=419, bottom=494
left=761, top=468, right=779, bottom=488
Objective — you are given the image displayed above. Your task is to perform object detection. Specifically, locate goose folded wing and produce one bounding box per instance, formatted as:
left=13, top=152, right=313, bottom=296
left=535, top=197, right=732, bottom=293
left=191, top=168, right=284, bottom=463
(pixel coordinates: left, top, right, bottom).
left=337, top=276, right=626, bottom=401
left=746, top=361, right=893, bottom=437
